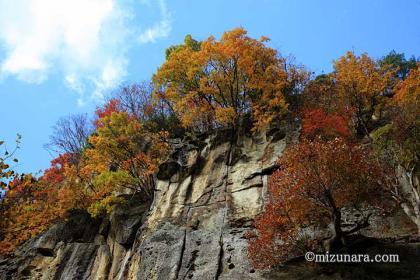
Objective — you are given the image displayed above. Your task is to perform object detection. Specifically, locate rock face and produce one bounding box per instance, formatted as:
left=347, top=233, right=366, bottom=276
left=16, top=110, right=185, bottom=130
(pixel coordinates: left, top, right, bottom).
left=0, top=124, right=298, bottom=280
left=2, top=124, right=419, bottom=280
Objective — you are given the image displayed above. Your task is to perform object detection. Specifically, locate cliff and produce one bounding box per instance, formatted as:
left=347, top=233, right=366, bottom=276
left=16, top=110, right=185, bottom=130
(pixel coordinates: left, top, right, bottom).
left=1, top=123, right=419, bottom=280
left=0, top=123, right=297, bottom=280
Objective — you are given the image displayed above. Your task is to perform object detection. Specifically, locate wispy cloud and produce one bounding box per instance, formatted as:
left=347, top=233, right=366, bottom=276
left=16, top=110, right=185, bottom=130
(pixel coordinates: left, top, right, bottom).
left=138, top=0, right=172, bottom=44
left=0, top=0, right=172, bottom=105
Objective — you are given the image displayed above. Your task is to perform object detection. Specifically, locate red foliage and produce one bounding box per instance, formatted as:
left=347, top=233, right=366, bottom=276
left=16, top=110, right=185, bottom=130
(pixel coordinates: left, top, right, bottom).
left=302, top=108, right=352, bottom=140
left=41, top=153, right=72, bottom=185
left=94, top=99, right=120, bottom=127
left=7, top=175, right=37, bottom=199
left=0, top=173, right=65, bottom=255
left=247, top=139, right=391, bottom=268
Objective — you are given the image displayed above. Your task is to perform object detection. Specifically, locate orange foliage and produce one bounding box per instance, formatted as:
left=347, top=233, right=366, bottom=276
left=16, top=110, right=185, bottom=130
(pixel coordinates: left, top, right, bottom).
left=333, top=51, right=391, bottom=136
left=1, top=35, right=415, bottom=260
left=334, top=52, right=388, bottom=104
left=0, top=175, right=61, bottom=254
left=0, top=154, right=90, bottom=255
left=394, top=63, right=420, bottom=105
left=154, top=28, right=306, bottom=132
left=386, top=64, right=420, bottom=166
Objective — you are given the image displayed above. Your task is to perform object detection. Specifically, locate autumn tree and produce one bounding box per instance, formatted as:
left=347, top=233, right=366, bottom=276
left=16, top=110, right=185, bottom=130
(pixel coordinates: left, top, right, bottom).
left=153, top=28, right=307, bottom=132
left=300, top=74, right=338, bottom=112
left=0, top=152, right=89, bottom=255
left=40, top=152, right=89, bottom=212
left=0, top=136, right=21, bottom=247
left=41, top=153, right=71, bottom=185
left=299, top=74, right=354, bottom=141
left=0, top=174, right=40, bottom=254
left=247, top=138, right=392, bottom=268
left=0, top=136, right=54, bottom=254
left=81, top=101, right=169, bottom=216
left=333, top=51, right=391, bottom=137
left=372, top=64, right=420, bottom=233
left=94, top=99, right=120, bottom=128
left=301, top=109, right=352, bottom=141
left=0, top=171, right=63, bottom=255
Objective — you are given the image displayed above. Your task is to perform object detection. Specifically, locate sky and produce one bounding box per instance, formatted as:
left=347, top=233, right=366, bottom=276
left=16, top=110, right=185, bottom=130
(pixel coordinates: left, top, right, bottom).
left=0, top=0, right=419, bottom=174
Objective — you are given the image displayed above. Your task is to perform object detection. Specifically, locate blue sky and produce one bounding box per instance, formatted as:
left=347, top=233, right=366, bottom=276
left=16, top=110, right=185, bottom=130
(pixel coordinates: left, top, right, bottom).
left=0, top=0, right=419, bottom=174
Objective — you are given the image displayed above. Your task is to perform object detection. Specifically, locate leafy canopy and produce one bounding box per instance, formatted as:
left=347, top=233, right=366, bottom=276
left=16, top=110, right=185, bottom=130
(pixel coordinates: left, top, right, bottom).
left=154, top=28, right=307, bottom=132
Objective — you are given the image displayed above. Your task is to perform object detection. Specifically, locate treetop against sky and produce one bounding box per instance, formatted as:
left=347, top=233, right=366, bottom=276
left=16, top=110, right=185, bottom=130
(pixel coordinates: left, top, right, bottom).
left=0, top=0, right=419, bottom=173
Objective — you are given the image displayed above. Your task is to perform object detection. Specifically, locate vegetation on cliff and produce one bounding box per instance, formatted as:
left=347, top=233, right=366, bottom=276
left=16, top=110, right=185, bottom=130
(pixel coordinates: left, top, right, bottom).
left=0, top=28, right=419, bottom=266
left=247, top=52, right=419, bottom=268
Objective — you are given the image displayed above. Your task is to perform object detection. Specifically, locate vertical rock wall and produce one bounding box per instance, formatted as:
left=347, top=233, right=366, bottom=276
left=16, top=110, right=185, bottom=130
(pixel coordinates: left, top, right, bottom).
left=0, top=125, right=298, bottom=280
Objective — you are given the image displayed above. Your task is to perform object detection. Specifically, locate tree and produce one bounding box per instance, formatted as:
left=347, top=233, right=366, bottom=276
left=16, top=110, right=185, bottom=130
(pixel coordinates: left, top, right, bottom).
left=333, top=51, right=390, bottom=137
left=81, top=107, right=169, bottom=216
left=41, top=153, right=72, bottom=186
left=112, top=83, right=154, bottom=122
left=46, top=114, right=93, bottom=164
left=302, top=109, right=352, bottom=141
left=0, top=172, right=61, bottom=255
left=379, top=50, right=418, bottom=81
left=299, top=74, right=355, bottom=140
left=0, top=136, right=21, bottom=249
left=94, top=99, right=120, bottom=128
left=0, top=174, right=42, bottom=254
left=247, top=138, right=392, bottom=268
left=299, top=73, right=352, bottom=116
left=0, top=135, right=20, bottom=192
left=165, top=34, right=201, bottom=60
left=154, top=28, right=306, bottom=132
left=112, top=82, right=184, bottom=137
left=372, top=64, right=420, bottom=233
left=84, top=108, right=169, bottom=201
left=0, top=152, right=86, bottom=255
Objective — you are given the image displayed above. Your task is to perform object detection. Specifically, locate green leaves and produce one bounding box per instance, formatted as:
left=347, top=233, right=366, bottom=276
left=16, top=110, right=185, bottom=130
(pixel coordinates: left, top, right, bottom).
left=87, top=195, right=127, bottom=218
left=92, top=170, right=138, bottom=193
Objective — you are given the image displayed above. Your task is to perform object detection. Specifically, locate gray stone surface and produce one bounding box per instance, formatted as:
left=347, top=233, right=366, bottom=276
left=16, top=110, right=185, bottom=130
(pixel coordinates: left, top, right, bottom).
left=1, top=123, right=418, bottom=280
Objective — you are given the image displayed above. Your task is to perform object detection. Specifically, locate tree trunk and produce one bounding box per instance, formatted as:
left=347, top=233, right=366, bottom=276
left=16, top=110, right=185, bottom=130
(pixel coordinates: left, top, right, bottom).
left=329, top=210, right=344, bottom=252
left=397, top=165, right=420, bottom=235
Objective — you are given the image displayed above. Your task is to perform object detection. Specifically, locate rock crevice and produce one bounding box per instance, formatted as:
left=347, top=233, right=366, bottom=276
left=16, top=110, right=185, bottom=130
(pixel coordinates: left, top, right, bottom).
left=1, top=125, right=298, bottom=280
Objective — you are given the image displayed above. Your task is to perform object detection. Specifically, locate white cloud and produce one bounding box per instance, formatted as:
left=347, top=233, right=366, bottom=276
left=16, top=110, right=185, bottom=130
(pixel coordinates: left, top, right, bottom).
left=0, top=0, right=172, bottom=105
left=138, top=0, right=172, bottom=44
